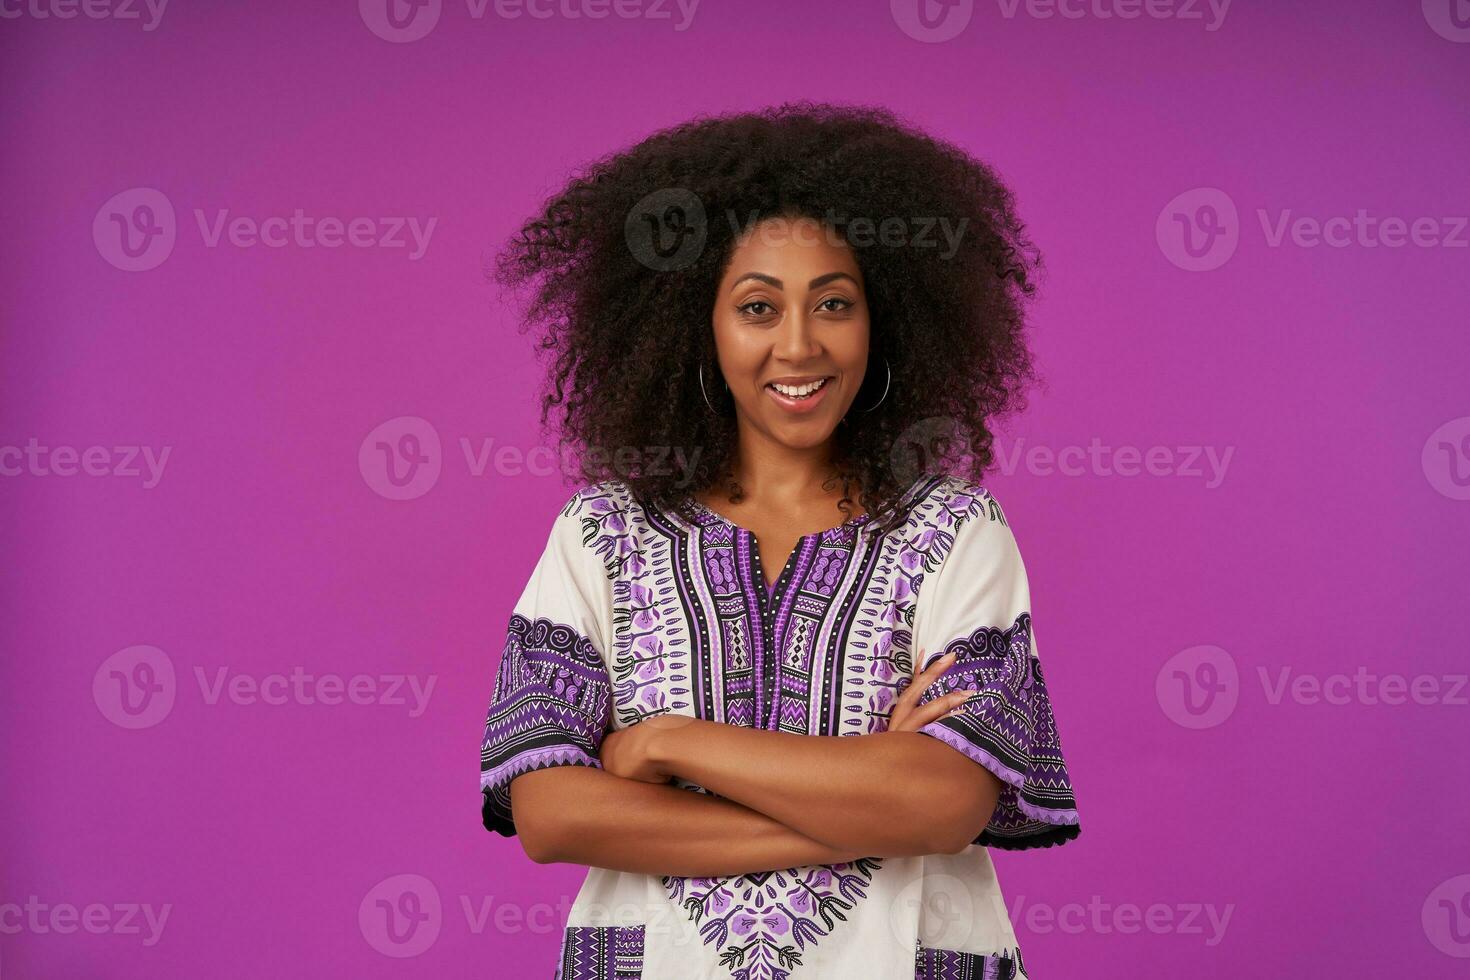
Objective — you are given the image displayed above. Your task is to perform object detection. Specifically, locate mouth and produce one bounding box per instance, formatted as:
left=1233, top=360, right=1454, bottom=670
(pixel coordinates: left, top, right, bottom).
left=764, top=376, right=833, bottom=414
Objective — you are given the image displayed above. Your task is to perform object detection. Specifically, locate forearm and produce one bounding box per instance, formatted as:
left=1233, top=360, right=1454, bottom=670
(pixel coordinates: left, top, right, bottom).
left=509, top=765, right=868, bottom=877
left=645, top=719, right=997, bottom=855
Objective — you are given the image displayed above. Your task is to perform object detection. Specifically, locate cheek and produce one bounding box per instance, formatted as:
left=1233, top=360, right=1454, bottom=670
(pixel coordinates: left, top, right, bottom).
left=712, top=329, right=764, bottom=380
left=834, top=322, right=871, bottom=372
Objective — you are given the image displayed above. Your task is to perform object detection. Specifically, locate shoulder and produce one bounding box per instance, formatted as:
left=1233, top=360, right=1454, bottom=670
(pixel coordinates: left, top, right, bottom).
left=893, top=474, right=1024, bottom=582
left=911, top=478, right=1033, bottom=633
left=550, top=479, right=650, bottom=579
left=557, top=478, right=632, bottom=520
left=557, top=478, right=664, bottom=527
left=905, top=473, right=1011, bottom=534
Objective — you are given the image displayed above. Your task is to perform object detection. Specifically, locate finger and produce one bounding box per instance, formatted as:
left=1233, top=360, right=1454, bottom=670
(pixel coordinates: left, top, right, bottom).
left=889, top=652, right=948, bottom=729
left=940, top=689, right=984, bottom=719
left=913, top=647, right=957, bottom=681
left=891, top=648, right=959, bottom=727
left=893, top=688, right=980, bottom=732
left=900, top=649, right=960, bottom=710
left=897, top=650, right=956, bottom=708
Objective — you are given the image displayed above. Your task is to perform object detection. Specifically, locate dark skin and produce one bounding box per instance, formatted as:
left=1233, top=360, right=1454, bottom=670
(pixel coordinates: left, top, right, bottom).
left=510, top=217, right=1003, bottom=873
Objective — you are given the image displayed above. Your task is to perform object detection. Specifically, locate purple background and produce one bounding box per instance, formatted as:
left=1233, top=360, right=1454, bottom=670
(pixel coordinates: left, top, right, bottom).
left=3, top=0, right=1469, bottom=977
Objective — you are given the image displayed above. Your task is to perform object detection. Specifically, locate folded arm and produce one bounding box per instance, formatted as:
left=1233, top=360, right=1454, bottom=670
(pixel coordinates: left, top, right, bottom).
left=509, top=765, right=869, bottom=876
left=628, top=720, right=998, bottom=856
left=604, top=650, right=1003, bottom=856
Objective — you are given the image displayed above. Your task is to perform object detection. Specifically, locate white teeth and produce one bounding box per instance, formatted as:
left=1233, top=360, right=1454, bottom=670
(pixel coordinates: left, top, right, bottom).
left=769, top=378, right=828, bottom=398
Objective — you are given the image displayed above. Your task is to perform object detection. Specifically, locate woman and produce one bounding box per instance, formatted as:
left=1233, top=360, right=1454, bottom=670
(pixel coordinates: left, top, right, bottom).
left=479, top=102, right=1080, bottom=980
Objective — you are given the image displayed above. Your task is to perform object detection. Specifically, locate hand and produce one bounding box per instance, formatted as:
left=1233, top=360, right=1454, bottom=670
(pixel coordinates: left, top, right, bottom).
left=600, top=719, right=675, bottom=784
left=885, top=648, right=980, bottom=733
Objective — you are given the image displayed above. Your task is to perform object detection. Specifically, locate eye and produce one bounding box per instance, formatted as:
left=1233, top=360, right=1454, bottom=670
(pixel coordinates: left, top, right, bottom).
left=739, top=300, right=776, bottom=317
left=817, top=297, right=853, bottom=313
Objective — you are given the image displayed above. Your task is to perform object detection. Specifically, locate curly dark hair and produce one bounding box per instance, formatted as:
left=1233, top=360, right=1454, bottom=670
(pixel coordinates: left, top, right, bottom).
left=489, top=100, right=1043, bottom=534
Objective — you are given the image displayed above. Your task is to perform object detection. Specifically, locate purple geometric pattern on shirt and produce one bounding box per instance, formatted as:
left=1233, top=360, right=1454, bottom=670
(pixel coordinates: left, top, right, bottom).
left=663, top=858, right=882, bottom=980
left=770, top=523, right=870, bottom=735
left=557, top=924, right=644, bottom=980
left=571, top=485, right=691, bottom=727
left=696, top=520, right=761, bottom=728
left=690, top=512, right=875, bottom=735
left=913, top=943, right=1028, bottom=980
left=847, top=476, right=982, bottom=737
left=480, top=614, right=611, bottom=837
left=913, top=610, right=1080, bottom=850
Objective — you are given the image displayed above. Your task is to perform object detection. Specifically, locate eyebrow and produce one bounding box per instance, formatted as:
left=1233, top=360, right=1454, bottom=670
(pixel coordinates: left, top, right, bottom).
left=730, top=271, right=858, bottom=291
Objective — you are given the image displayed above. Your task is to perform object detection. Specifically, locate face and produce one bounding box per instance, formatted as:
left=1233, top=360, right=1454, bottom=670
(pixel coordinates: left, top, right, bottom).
left=710, top=215, right=871, bottom=452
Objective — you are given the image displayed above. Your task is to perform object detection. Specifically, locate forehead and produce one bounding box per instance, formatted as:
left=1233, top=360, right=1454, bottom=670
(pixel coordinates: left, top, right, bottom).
left=720, top=215, right=862, bottom=286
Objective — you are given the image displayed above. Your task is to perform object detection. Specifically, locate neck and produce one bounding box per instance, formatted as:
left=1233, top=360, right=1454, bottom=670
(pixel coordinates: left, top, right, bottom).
left=711, top=427, right=855, bottom=508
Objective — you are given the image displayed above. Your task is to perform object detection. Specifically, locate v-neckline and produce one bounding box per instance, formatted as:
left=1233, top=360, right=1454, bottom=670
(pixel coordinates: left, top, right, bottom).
left=749, top=531, right=807, bottom=597
left=686, top=498, right=873, bottom=596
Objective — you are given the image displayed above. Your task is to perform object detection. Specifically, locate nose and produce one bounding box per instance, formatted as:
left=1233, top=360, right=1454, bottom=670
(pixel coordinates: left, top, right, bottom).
left=774, top=307, right=822, bottom=362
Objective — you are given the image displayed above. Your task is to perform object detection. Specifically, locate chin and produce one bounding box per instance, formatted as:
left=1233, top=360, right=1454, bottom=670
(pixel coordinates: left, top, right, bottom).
left=763, top=419, right=840, bottom=449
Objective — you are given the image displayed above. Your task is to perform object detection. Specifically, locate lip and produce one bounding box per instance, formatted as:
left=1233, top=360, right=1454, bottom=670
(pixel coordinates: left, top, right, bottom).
left=764, top=376, right=833, bottom=415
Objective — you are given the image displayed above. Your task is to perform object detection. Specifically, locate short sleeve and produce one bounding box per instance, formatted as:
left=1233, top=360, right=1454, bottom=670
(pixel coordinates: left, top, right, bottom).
left=911, top=491, right=1081, bottom=850
left=479, top=491, right=615, bottom=838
